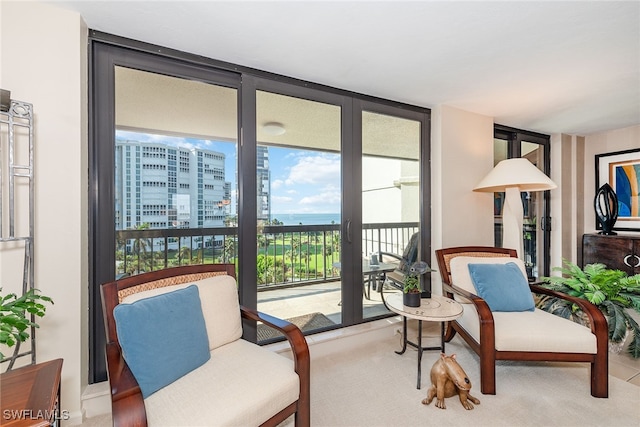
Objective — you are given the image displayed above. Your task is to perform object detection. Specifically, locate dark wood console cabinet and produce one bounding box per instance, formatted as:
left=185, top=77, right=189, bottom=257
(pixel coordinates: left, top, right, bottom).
left=582, top=234, right=640, bottom=275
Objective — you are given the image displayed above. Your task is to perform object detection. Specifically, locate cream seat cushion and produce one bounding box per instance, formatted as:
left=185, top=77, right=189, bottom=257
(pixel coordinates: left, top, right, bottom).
left=144, top=339, right=299, bottom=426
left=450, top=256, right=597, bottom=354
left=457, top=304, right=597, bottom=353
left=120, top=276, right=300, bottom=425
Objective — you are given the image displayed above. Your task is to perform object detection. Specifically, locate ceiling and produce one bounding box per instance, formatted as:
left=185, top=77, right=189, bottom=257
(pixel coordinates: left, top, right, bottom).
left=52, top=1, right=640, bottom=136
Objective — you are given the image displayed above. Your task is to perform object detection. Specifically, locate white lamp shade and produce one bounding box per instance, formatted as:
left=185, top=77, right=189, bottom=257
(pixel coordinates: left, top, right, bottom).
left=473, top=158, right=557, bottom=193
left=473, top=157, right=557, bottom=259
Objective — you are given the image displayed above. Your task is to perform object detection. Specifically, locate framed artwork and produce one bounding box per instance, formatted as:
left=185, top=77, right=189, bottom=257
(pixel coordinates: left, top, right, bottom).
left=595, top=148, right=640, bottom=231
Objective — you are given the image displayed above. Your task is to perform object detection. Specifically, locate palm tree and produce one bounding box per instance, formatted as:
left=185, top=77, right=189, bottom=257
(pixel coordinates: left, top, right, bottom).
left=131, top=223, right=152, bottom=272
left=224, top=237, right=236, bottom=263
left=179, top=246, right=192, bottom=265
left=257, top=233, right=267, bottom=253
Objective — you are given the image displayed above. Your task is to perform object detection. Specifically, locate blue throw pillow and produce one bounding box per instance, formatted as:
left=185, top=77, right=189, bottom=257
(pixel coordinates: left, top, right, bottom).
left=467, top=262, right=535, bottom=312
left=113, top=285, right=210, bottom=398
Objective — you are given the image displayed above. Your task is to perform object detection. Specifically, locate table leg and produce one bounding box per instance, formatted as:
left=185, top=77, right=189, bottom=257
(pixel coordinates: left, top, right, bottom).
left=395, top=316, right=408, bottom=355
left=363, top=274, right=373, bottom=300
left=381, top=287, right=391, bottom=311
left=394, top=318, right=447, bottom=390
left=417, top=320, right=423, bottom=389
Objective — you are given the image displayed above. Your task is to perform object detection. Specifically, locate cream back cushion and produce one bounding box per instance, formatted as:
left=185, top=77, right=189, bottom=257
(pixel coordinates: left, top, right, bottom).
left=120, top=275, right=243, bottom=351
left=449, top=256, right=528, bottom=300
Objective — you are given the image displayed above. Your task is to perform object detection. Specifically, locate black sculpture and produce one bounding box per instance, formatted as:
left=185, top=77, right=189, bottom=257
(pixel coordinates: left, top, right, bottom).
left=595, top=183, right=618, bottom=235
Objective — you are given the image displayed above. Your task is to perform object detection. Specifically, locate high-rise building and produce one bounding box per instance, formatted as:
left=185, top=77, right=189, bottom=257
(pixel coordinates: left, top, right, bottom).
left=257, top=145, right=270, bottom=222
left=115, top=139, right=231, bottom=236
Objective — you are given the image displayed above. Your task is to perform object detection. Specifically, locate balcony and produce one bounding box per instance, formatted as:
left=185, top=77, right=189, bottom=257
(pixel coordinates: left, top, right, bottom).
left=116, top=221, right=418, bottom=341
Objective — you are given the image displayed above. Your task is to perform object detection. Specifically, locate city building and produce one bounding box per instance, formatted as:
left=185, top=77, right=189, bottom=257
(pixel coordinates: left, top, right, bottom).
left=115, top=139, right=232, bottom=247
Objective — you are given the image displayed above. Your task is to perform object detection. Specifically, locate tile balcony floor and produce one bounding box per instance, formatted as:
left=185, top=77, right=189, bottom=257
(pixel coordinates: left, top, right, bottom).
left=257, top=280, right=640, bottom=387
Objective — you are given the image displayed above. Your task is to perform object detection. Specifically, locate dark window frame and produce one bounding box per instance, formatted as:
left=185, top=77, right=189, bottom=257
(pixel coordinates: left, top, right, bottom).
left=494, top=124, right=552, bottom=278
left=89, top=30, right=430, bottom=383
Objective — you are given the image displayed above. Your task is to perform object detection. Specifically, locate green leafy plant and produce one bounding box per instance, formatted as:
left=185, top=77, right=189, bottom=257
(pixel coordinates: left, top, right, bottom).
left=540, top=260, right=640, bottom=358
left=402, top=261, right=432, bottom=293
left=0, top=288, right=54, bottom=360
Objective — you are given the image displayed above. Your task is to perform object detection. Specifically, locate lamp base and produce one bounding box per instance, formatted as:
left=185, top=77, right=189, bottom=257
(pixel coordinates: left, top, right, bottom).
left=503, top=186, right=524, bottom=259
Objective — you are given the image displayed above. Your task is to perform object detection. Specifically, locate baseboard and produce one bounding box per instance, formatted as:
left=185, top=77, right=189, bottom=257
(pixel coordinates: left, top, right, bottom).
left=265, top=316, right=403, bottom=358
left=63, top=410, right=85, bottom=426
left=80, top=381, right=111, bottom=419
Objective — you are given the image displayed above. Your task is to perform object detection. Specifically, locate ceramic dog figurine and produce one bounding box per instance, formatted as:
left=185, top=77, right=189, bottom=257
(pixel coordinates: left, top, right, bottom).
left=421, top=353, right=480, bottom=410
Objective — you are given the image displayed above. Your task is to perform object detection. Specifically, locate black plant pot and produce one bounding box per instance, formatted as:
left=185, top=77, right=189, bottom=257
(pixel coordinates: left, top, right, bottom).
left=403, top=292, right=421, bottom=307
left=595, top=183, right=618, bottom=235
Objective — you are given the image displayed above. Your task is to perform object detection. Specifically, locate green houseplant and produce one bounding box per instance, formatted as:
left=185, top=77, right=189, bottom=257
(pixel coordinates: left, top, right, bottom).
left=539, top=260, right=640, bottom=358
left=402, top=261, right=432, bottom=307
left=0, top=288, right=54, bottom=367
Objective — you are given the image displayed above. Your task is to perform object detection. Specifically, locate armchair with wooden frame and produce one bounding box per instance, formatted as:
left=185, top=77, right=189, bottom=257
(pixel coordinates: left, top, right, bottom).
left=435, top=246, right=608, bottom=398
left=101, top=264, right=310, bottom=426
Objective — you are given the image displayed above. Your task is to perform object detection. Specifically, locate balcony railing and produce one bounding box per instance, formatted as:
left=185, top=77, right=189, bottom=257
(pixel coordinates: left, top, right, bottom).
left=115, top=222, right=418, bottom=290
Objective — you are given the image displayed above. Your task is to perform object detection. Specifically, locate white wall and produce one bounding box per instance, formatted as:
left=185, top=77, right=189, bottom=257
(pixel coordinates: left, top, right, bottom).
left=1, top=2, right=88, bottom=424
left=431, top=105, right=495, bottom=293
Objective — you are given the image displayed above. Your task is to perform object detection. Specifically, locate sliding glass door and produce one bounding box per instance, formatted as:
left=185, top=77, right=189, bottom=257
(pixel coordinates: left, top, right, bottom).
left=90, top=34, right=430, bottom=380
left=360, top=108, right=423, bottom=319
left=494, top=125, right=551, bottom=278
left=113, top=66, right=239, bottom=277
left=91, top=43, right=241, bottom=382
left=254, top=89, right=344, bottom=334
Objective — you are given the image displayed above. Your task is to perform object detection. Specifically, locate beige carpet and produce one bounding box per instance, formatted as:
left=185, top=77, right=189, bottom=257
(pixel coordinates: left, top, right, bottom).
left=82, top=324, right=640, bottom=427
left=279, top=326, right=640, bottom=427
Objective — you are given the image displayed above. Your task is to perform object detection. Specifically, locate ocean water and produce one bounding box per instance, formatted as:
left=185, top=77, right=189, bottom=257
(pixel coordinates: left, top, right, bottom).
left=270, top=213, right=341, bottom=225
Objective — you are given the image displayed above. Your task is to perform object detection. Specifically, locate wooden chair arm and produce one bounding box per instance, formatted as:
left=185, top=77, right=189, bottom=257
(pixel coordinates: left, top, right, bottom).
left=105, top=342, right=147, bottom=427
left=241, top=307, right=310, bottom=374
left=442, top=282, right=494, bottom=321
left=241, top=307, right=311, bottom=426
left=442, top=282, right=496, bottom=356
left=529, top=283, right=609, bottom=338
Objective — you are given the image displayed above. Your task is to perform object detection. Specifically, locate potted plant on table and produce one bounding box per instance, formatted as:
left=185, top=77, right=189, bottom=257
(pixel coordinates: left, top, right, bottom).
left=0, top=288, right=54, bottom=370
left=402, top=261, right=432, bottom=307
left=539, top=260, right=640, bottom=358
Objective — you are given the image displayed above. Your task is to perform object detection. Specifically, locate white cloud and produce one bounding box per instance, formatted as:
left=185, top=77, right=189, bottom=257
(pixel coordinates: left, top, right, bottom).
left=285, top=155, right=340, bottom=186
left=272, top=195, right=294, bottom=203
left=299, top=190, right=341, bottom=206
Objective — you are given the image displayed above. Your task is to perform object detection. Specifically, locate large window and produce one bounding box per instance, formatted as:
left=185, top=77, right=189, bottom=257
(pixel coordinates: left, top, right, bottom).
left=89, top=34, right=430, bottom=382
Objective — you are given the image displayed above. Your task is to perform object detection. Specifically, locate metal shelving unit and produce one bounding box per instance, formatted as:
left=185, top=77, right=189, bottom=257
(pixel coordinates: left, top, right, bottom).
left=0, top=91, right=36, bottom=370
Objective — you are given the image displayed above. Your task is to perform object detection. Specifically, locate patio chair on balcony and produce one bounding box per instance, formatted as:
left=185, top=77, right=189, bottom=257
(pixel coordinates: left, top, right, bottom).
left=378, top=231, right=420, bottom=292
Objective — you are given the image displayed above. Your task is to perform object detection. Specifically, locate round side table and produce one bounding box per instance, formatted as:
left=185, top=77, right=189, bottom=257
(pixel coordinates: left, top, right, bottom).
left=384, top=292, right=463, bottom=389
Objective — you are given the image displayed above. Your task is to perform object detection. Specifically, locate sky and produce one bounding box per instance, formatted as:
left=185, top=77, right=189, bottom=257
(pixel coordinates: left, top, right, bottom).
left=116, top=130, right=341, bottom=215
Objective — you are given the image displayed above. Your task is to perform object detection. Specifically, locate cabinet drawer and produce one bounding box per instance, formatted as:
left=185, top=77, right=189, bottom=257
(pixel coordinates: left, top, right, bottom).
left=582, top=234, right=640, bottom=274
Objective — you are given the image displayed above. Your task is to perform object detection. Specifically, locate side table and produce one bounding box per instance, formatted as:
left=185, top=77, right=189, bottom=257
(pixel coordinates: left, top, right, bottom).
left=384, top=293, right=463, bottom=389
left=1, top=359, right=63, bottom=427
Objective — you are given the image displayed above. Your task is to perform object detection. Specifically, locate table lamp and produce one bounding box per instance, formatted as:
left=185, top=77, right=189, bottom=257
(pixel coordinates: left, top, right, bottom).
left=473, top=158, right=557, bottom=259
